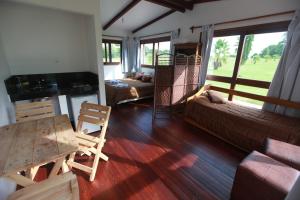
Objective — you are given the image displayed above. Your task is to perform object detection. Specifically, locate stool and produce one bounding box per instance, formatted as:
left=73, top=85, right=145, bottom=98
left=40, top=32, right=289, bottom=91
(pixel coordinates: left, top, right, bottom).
left=265, top=138, right=300, bottom=171
left=231, top=151, right=299, bottom=200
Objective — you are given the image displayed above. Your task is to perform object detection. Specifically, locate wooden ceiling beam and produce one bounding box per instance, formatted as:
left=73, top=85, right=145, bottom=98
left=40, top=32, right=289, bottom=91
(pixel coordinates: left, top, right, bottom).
left=144, top=0, right=186, bottom=13
left=103, top=0, right=141, bottom=30
left=193, top=0, right=222, bottom=4
left=132, top=10, right=175, bottom=33
left=164, top=0, right=194, bottom=10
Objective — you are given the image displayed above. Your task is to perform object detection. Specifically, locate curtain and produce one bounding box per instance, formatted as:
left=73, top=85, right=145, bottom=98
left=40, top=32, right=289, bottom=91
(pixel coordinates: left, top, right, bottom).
left=263, top=10, right=300, bottom=117
left=198, top=24, right=214, bottom=86
left=133, top=37, right=141, bottom=72
left=170, top=29, right=180, bottom=55
left=121, top=37, right=129, bottom=73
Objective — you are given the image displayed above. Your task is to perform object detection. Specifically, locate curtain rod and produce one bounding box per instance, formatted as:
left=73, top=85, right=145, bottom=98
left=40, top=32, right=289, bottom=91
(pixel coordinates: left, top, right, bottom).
left=190, top=10, right=295, bottom=33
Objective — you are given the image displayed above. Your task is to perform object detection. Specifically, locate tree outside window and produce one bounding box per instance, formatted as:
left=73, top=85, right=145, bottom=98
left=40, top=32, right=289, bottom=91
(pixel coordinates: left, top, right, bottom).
left=140, top=37, right=171, bottom=67
left=206, top=30, right=287, bottom=107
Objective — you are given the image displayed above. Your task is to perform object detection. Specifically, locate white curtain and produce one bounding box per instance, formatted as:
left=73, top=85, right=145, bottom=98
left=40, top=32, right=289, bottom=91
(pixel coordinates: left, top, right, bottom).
left=170, top=29, right=180, bottom=55
left=198, top=24, right=214, bottom=86
left=133, top=37, right=141, bottom=72
left=121, top=37, right=129, bottom=73
left=263, top=10, right=300, bottom=118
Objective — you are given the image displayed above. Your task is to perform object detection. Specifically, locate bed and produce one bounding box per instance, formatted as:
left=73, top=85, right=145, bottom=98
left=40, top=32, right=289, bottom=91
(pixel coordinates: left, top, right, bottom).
left=185, top=89, right=300, bottom=152
left=105, top=78, right=154, bottom=106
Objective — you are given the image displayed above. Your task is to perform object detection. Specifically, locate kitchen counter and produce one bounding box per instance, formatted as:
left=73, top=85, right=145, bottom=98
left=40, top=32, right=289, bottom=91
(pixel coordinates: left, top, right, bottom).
left=5, top=72, right=99, bottom=102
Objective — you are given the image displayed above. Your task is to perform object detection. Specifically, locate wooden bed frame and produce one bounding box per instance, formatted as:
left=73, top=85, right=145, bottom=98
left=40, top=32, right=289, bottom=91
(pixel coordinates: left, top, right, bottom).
left=185, top=85, right=300, bottom=152
left=117, top=95, right=153, bottom=105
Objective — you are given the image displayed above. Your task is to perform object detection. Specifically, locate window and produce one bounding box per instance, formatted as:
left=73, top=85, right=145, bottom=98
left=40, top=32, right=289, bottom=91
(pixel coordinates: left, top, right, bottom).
left=140, top=36, right=171, bottom=67
left=207, top=35, right=240, bottom=77
left=234, top=32, right=286, bottom=105
left=102, top=39, right=122, bottom=65
left=237, top=32, right=285, bottom=82
left=205, top=22, right=289, bottom=107
left=141, top=43, right=153, bottom=65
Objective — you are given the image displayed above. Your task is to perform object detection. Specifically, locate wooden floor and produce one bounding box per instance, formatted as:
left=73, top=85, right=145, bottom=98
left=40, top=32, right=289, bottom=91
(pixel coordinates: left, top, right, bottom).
left=20, top=99, right=242, bottom=200
left=69, top=99, right=246, bottom=200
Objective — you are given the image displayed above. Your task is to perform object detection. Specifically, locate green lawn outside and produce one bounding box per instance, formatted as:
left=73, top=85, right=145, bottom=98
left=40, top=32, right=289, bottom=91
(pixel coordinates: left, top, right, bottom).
left=206, top=57, right=280, bottom=106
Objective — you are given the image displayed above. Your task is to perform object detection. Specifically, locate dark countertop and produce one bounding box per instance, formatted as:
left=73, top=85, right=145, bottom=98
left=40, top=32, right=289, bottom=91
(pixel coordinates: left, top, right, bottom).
left=5, top=72, right=99, bottom=102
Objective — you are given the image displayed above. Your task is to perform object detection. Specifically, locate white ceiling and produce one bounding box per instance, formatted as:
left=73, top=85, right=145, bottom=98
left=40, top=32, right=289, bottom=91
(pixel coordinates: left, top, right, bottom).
left=100, top=0, right=171, bottom=32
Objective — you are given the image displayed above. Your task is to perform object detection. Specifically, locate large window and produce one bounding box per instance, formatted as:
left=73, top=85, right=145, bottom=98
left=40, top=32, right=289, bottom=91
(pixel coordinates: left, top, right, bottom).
left=207, top=35, right=240, bottom=77
left=102, top=39, right=122, bottom=65
left=205, top=22, right=289, bottom=107
left=140, top=36, right=171, bottom=67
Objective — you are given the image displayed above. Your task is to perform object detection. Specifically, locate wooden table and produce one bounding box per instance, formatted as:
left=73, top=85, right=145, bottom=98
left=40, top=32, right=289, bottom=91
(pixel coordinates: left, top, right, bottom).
left=0, top=115, right=78, bottom=187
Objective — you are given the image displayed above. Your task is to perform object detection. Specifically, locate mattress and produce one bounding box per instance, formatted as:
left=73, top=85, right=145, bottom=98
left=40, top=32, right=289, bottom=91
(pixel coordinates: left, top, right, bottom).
left=185, top=95, right=300, bottom=152
left=105, top=78, right=154, bottom=106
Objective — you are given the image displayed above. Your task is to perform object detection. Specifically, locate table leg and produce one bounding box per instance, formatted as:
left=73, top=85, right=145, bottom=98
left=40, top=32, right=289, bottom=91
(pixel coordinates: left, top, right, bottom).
left=26, top=166, right=40, bottom=180
left=49, top=157, right=65, bottom=178
left=68, top=152, right=76, bottom=170
left=6, top=173, right=35, bottom=187
left=62, top=160, right=70, bottom=173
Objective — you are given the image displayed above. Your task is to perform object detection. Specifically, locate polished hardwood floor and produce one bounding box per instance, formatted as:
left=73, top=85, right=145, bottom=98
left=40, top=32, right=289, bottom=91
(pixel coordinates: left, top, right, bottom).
left=69, top=99, right=246, bottom=200
left=35, top=99, right=246, bottom=200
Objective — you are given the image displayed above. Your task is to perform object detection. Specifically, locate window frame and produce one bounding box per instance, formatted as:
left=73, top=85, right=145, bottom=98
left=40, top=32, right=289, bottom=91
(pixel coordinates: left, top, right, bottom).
left=102, top=39, right=122, bottom=65
left=206, top=21, right=289, bottom=101
left=140, top=36, right=171, bottom=68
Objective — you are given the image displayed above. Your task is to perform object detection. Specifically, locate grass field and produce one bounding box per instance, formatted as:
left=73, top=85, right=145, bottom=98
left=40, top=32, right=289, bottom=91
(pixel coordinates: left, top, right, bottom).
left=206, top=57, right=280, bottom=106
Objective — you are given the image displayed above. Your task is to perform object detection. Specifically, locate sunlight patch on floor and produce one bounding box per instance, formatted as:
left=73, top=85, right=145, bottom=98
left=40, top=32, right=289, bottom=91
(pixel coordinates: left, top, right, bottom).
left=168, top=153, right=198, bottom=171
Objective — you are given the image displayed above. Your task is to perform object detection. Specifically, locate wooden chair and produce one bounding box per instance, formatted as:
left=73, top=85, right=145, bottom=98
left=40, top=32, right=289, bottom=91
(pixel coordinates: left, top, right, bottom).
left=8, top=172, right=79, bottom=200
left=15, top=100, right=55, bottom=123
left=67, top=102, right=111, bottom=181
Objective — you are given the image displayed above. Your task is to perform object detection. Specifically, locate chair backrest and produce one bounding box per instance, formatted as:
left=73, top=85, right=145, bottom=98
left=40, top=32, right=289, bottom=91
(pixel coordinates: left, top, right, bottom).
left=77, top=102, right=111, bottom=138
left=8, top=172, right=79, bottom=200
left=15, top=100, right=55, bottom=123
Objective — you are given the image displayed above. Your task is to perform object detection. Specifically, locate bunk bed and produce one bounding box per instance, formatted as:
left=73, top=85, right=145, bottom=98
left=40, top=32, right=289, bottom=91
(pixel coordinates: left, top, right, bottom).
left=185, top=85, right=300, bottom=152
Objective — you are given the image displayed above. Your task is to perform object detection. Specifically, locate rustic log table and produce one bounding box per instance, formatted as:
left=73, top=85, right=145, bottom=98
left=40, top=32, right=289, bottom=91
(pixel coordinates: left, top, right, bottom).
left=0, top=115, right=78, bottom=187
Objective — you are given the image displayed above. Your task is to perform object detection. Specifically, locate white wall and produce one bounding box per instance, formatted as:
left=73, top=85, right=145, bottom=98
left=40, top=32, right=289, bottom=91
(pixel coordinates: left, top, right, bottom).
left=0, top=2, right=93, bottom=75
left=134, top=0, right=300, bottom=42
left=103, top=27, right=131, bottom=37
left=133, top=0, right=299, bottom=75
left=2, top=0, right=107, bottom=104
left=0, top=36, right=12, bottom=126
left=85, top=15, right=99, bottom=74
